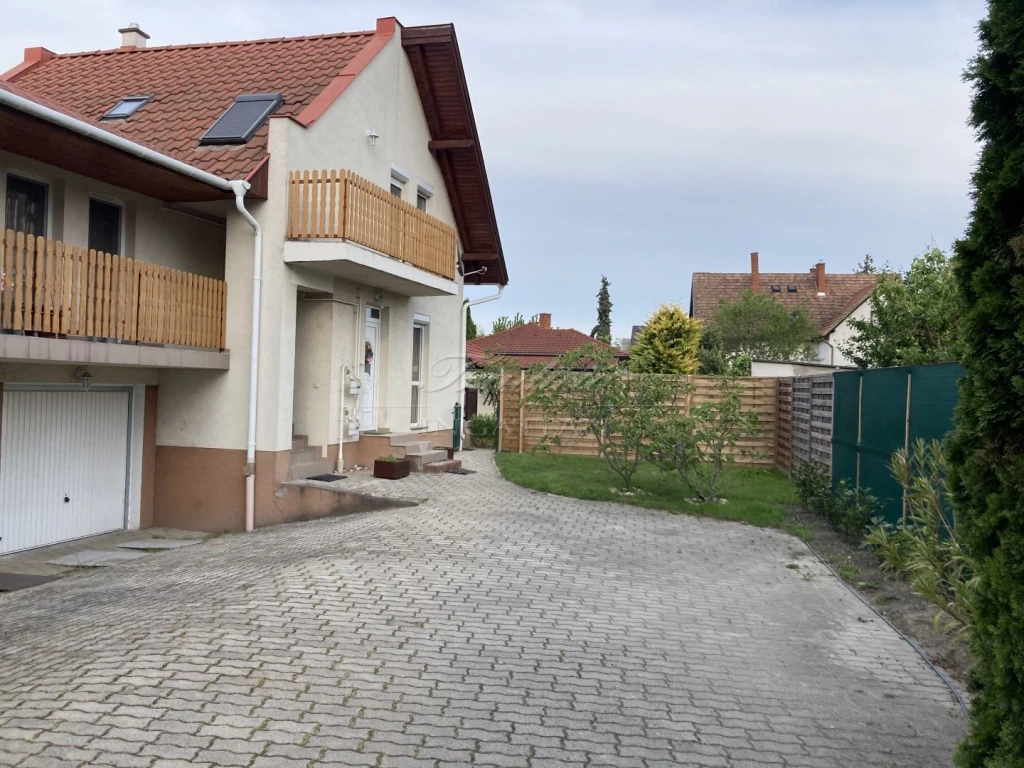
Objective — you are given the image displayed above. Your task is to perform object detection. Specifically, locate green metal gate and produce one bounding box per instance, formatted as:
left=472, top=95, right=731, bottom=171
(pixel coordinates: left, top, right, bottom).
left=832, top=363, right=964, bottom=524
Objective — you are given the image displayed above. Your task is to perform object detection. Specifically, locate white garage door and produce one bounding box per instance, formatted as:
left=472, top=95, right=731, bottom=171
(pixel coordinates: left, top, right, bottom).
left=0, top=388, right=131, bottom=555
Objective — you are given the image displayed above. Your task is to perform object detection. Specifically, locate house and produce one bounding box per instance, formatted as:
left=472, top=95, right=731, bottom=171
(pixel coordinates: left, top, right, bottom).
left=464, top=313, right=626, bottom=417
left=689, top=252, right=876, bottom=367
left=0, top=17, right=508, bottom=552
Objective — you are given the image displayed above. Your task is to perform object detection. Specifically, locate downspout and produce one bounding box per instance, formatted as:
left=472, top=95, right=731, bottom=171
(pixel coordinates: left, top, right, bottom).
left=231, top=181, right=262, bottom=533
left=461, top=283, right=504, bottom=447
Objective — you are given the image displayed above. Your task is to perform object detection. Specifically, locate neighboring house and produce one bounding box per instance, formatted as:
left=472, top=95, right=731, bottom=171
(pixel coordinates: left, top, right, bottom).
left=689, top=252, right=875, bottom=367
left=0, top=17, right=508, bottom=551
left=464, top=313, right=626, bottom=417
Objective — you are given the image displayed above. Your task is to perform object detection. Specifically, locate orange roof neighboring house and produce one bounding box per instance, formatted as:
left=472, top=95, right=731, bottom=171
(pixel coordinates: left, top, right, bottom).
left=467, top=313, right=628, bottom=369
left=689, top=252, right=876, bottom=335
left=2, top=25, right=382, bottom=179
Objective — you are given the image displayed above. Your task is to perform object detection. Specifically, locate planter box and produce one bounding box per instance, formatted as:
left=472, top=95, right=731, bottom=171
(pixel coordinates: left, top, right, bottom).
left=445, top=447, right=455, bottom=460
left=373, top=458, right=411, bottom=480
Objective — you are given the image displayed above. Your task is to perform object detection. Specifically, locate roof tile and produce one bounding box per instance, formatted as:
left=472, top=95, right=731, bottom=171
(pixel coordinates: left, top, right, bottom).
left=467, top=324, right=627, bottom=368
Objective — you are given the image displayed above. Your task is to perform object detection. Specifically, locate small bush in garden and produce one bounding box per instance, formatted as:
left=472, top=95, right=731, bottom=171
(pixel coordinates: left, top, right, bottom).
left=793, top=461, right=832, bottom=515
left=646, top=379, right=760, bottom=501
left=529, top=345, right=679, bottom=492
left=794, top=461, right=878, bottom=538
left=469, top=414, right=497, bottom=447
left=863, top=439, right=976, bottom=640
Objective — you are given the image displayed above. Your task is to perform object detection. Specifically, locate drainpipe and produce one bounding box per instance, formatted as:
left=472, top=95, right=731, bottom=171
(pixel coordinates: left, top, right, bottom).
left=230, top=181, right=262, bottom=533
left=461, top=283, right=504, bottom=447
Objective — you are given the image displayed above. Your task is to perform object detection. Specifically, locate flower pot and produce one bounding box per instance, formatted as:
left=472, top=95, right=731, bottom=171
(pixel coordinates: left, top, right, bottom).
left=373, top=458, right=411, bottom=480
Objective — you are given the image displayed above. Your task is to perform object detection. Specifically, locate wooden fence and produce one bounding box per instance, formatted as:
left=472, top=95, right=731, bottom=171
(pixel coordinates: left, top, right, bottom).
left=0, top=230, right=227, bottom=349
left=498, top=372, right=778, bottom=465
left=776, top=374, right=833, bottom=475
left=287, top=169, right=458, bottom=281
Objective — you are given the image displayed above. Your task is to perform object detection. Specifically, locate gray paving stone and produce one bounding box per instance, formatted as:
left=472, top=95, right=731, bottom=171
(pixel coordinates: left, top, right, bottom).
left=0, top=451, right=965, bottom=767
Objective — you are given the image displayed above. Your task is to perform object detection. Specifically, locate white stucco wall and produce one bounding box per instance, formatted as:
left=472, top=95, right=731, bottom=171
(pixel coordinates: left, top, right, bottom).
left=825, top=300, right=870, bottom=368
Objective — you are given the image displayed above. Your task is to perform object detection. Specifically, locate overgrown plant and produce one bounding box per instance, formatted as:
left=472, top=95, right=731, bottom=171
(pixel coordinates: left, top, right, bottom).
left=469, top=414, right=498, bottom=448
left=529, top=346, right=677, bottom=492
left=863, top=440, right=977, bottom=640
left=794, top=462, right=877, bottom=538
left=646, top=379, right=759, bottom=501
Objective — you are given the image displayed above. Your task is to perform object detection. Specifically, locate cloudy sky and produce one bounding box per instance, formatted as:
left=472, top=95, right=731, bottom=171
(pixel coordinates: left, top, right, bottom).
left=1, top=0, right=986, bottom=341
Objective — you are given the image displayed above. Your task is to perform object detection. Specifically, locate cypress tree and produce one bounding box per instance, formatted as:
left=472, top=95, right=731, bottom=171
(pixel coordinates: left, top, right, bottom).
left=465, top=304, right=478, bottom=341
left=949, top=2, right=1024, bottom=764
left=590, top=276, right=613, bottom=343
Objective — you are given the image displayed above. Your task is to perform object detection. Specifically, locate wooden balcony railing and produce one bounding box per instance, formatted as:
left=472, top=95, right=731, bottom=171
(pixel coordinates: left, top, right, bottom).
left=1, top=230, right=226, bottom=350
left=287, top=169, right=458, bottom=281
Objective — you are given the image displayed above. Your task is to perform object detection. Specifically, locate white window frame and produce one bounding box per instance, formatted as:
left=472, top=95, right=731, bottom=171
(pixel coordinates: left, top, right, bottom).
left=411, top=316, right=429, bottom=428
left=390, top=165, right=410, bottom=200
left=87, top=194, right=126, bottom=256
left=5, top=170, right=53, bottom=238
left=416, top=181, right=434, bottom=212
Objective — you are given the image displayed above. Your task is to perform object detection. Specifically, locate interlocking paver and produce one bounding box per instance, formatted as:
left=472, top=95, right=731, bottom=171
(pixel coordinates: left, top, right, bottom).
left=0, top=451, right=965, bottom=766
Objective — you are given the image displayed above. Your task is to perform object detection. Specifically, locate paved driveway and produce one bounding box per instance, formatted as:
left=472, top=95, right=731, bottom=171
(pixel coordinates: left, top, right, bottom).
left=0, top=451, right=964, bottom=767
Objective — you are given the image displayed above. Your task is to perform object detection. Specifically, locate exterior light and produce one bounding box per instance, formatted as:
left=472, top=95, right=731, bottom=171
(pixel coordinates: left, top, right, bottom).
left=366, top=128, right=379, bottom=147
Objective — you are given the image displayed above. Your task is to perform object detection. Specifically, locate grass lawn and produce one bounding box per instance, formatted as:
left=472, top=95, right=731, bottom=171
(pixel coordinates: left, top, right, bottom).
left=494, top=452, right=809, bottom=538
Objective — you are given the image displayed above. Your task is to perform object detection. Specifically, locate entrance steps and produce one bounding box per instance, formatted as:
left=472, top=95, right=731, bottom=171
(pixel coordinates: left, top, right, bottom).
left=289, top=434, right=333, bottom=480
left=388, top=433, right=459, bottom=472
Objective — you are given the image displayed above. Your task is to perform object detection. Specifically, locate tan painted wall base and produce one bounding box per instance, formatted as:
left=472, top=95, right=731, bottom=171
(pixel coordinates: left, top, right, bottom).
left=342, top=428, right=452, bottom=469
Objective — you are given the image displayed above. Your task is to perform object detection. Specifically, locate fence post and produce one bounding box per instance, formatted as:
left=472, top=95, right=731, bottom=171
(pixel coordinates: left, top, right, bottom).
left=902, top=371, right=913, bottom=524
left=518, top=369, right=526, bottom=454
left=497, top=369, right=505, bottom=453
left=855, top=373, right=864, bottom=489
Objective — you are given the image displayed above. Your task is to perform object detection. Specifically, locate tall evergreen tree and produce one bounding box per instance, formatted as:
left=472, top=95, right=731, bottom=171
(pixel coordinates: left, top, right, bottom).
left=949, top=3, right=1024, bottom=765
left=465, top=305, right=478, bottom=341
left=590, top=276, right=613, bottom=343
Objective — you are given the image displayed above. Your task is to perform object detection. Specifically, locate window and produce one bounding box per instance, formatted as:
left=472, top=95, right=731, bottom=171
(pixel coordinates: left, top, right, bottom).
left=88, top=198, right=122, bottom=255
left=101, top=96, right=150, bottom=120
left=787, top=284, right=798, bottom=292
left=416, top=181, right=434, bottom=212
left=200, top=93, right=283, bottom=145
left=390, top=182, right=403, bottom=198
left=391, top=165, right=410, bottom=199
left=411, top=322, right=426, bottom=426
left=5, top=175, right=48, bottom=236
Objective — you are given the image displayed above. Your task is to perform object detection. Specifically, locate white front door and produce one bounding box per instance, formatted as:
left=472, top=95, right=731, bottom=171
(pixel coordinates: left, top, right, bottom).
left=0, top=388, right=131, bottom=555
left=362, top=309, right=381, bottom=431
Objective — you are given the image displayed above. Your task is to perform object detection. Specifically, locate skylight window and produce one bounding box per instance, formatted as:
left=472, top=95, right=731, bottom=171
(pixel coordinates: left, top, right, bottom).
left=200, top=93, right=283, bottom=145
left=787, top=284, right=798, bottom=292
left=101, top=96, right=150, bottom=120
left=771, top=284, right=782, bottom=292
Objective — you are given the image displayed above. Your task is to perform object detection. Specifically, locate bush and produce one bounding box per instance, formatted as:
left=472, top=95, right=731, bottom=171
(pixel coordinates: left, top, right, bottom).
left=530, top=345, right=679, bottom=492
left=469, top=414, right=497, bottom=448
left=863, top=440, right=976, bottom=640
left=646, top=379, right=760, bottom=501
left=793, top=461, right=878, bottom=538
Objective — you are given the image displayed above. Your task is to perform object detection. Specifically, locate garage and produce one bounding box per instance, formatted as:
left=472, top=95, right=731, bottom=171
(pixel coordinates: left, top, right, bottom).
left=0, top=387, right=131, bottom=555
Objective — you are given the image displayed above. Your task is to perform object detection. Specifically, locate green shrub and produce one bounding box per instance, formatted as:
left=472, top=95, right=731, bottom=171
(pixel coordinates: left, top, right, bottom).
left=863, top=440, right=976, bottom=640
left=646, top=379, right=760, bottom=501
left=793, top=461, right=878, bottom=538
left=469, top=414, right=497, bottom=448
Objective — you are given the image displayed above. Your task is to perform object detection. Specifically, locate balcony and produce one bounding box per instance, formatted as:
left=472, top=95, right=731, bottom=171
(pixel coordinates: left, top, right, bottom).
left=285, top=170, right=459, bottom=297
left=0, top=230, right=228, bottom=369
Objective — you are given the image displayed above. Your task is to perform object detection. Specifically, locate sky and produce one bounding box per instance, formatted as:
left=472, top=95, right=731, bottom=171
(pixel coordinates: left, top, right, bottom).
left=1, top=0, right=987, bottom=342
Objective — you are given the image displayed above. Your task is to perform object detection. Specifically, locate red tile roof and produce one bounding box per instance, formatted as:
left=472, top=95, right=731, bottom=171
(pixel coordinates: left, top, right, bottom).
left=467, top=324, right=628, bottom=368
left=4, top=29, right=377, bottom=178
left=690, top=269, right=876, bottom=334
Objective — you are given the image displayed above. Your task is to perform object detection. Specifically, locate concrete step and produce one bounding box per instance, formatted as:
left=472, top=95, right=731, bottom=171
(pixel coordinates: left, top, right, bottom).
left=400, top=441, right=433, bottom=455
left=292, top=435, right=308, bottom=451
left=390, top=433, right=426, bottom=447
left=290, top=460, right=334, bottom=481
left=408, top=449, right=448, bottom=471
left=421, top=459, right=462, bottom=474
left=289, top=448, right=322, bottom=465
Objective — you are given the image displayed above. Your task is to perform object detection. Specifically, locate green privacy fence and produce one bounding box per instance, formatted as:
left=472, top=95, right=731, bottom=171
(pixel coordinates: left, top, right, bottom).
left=831, top=362, right=964, bottom=525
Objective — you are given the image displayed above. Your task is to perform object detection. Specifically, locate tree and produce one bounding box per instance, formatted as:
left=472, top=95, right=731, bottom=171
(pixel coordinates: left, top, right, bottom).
left=590, top=275, right=613, bottom=343
left=465, top=305, right=478, bottom=341
left=529, top=346, right=678, bottom=492
left=630, top=304, right=701, bottom=374
left=490, top=313, right=537, bottom=334
left=840, top=247, right=960, bottom=369
left=706, top=291, right=819, bottom=362
left=857, top=254, right=877, bottom=274
left=947, top=3, right=1024, bottom=764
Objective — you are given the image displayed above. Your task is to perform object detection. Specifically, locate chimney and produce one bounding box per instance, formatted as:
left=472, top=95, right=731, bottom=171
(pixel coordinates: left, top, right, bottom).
left=538, top=313, right=551, bottom=330
left=814, top=261, right=826, bottom=294
left=750, top=252, right=759, bottom=292
left=119, top=23, right=150, bottom=49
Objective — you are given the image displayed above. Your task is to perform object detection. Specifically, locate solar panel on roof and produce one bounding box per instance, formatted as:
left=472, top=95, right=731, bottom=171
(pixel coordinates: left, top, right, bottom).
left=200, top=93, right=282, bottom=145
left=101, top=96, right=150, bottom=120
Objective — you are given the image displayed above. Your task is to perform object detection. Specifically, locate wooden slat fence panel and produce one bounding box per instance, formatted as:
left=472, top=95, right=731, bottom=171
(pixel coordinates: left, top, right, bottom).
left=783, top=374, right=833, bottom=475
left=499, top=374, right=777, bottom=465
left=287, top=169, right=458, bottom=281
left=810, top=376, right=834, bottom=469
left=776, top=377, right=794, bottom=475
left=0, top=229, right=227, bottom=350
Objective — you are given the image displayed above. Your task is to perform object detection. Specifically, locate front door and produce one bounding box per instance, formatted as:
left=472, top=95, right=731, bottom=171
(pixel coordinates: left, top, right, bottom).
left=362, top=309, right=380, bottom=431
